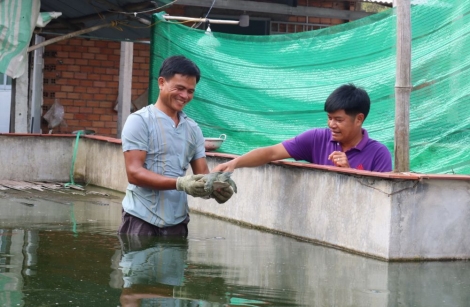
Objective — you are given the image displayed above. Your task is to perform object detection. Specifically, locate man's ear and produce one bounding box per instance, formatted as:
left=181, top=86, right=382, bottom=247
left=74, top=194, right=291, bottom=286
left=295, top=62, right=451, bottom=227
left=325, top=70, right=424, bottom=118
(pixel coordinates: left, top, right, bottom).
left=158, top=77, right=165, bottom=90
left=356, top=113, right=365, bottom=125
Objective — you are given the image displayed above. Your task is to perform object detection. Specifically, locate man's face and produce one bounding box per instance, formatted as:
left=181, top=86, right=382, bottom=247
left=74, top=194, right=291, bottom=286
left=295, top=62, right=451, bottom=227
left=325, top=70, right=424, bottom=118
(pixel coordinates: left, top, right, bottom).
left=327, top=109, right=363, bottom=144
left=158, top=74, right=197, bottom=113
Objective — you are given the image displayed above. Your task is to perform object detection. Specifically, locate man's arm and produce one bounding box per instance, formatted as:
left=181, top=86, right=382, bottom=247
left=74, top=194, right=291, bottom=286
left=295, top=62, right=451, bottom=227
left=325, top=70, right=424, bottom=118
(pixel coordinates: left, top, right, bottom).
left=212, top=143, right=291, bottom=173
left=122, top=114, right=178, bottom=190
left=190, top=157, right=210, bottom=175
left=124, top=150, right=177, bottom=190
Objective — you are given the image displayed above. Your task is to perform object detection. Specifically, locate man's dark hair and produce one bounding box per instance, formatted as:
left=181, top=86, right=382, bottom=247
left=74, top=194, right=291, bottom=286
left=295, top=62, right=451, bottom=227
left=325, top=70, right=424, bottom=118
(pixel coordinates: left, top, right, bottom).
left=324, top=84, right=370, bottom=120
left=159, top=55, right=201, bottom=83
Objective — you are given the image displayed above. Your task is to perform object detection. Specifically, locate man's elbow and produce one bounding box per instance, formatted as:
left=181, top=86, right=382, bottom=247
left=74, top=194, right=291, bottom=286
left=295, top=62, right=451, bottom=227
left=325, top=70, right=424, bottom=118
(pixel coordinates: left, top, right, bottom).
left=127, top=177, right=139, bottom=185
left=126, top=168, right=141, bottom=185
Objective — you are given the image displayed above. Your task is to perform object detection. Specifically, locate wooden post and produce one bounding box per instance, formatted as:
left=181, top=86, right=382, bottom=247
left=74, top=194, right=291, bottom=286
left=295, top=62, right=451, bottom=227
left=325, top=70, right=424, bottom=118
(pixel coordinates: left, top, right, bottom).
left=10, top=63, right=30, bottom=133
left=117, top=41, right=133, bottom=139
left=394, top=0, right=411, bottom=172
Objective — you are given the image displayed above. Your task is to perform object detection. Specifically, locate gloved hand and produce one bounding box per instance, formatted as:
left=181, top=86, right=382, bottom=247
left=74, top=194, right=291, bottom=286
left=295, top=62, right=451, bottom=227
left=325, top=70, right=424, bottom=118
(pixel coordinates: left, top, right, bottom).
left=176, top=174, right=212, bottom=198
left=211, top=186, right=234, bottom=204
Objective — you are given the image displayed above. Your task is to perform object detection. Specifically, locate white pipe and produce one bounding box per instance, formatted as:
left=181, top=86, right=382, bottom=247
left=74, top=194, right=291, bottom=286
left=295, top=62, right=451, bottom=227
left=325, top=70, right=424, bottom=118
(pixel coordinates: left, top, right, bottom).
left=162, top=14, right=239, bottom=25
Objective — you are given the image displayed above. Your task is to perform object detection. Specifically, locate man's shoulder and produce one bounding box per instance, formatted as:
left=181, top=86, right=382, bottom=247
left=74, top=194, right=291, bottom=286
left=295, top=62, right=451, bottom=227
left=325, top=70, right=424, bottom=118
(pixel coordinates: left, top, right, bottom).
left=305, top=128, right=331, bottom=141
left=299, top=127, right=330, bottom=137
left=132, top=105, right=152, bottom=117
left=182, top=113, right=200, bottom=128
left=123, top=106, right=152, bottom=130
left=364, top=138, right=392, bottom=163
left=124, top=106, right=152, bottom=124
left=365, top=137, right=390, bottom=151
left=286, top=128, right=330, bottom=146
left=185, top=117, right=198, bottom=125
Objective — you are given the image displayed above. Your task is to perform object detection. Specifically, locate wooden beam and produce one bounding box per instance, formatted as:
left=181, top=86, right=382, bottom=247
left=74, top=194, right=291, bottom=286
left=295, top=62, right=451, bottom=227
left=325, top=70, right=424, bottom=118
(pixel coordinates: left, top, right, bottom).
left=394, top=0, right=411, bottom=172
left=28, top=22, right=115, bottom=52
left=176, top=0, right=371, bottom=20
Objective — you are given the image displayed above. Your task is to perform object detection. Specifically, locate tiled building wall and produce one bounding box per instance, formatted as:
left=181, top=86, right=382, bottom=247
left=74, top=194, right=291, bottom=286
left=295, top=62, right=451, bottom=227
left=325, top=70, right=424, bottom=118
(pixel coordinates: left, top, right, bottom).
left=41, top=38, right=150, bottom=136
left=40, top=5, right=188, bottom=137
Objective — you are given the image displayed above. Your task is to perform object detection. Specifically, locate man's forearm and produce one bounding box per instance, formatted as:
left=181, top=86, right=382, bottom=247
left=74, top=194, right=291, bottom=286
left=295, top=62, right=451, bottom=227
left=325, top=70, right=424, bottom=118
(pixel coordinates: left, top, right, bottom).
left=232, top=147, right=275, bottom=169
left=127, top=167, right=177, bottom=190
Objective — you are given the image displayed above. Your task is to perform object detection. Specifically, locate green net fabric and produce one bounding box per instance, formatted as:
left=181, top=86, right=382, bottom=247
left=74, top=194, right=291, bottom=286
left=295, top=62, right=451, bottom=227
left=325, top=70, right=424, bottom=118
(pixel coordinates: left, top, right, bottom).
left=149, top=0, right=470, bottom=174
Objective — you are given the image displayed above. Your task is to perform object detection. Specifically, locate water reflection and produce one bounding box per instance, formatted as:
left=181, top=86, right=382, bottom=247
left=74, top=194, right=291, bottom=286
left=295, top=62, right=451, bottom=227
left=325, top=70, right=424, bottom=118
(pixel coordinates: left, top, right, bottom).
left=116, top=235, right=231, bottom=306
left=0, top=229, right=25, bottom=307
left=0, top=189, right=468, bottom=307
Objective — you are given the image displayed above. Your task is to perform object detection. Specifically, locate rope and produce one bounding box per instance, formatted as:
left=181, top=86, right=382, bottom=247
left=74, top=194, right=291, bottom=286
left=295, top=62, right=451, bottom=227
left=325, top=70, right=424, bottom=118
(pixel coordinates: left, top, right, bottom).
left=65, top=131, right=83, bottom=188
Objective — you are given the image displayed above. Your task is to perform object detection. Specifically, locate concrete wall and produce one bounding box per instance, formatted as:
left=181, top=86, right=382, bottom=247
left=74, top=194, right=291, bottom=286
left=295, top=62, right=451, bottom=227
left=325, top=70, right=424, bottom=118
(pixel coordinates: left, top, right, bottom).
left=75, top=138, right=128, bottom=192
left=191, top=157, right=395, bottom=259
left=1, top=134, right=469, bottom=260
left=0, top=135, right=74, bottom=182
left=186, top=213, right=392, bottom=307
left=389, top=179, right=470, bottom=259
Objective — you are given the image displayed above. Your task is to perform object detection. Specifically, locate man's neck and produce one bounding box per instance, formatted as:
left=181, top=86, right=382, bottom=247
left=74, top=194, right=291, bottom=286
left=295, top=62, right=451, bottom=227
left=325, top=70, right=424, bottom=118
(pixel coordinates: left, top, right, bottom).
left=340, top=130, right=363, bottom=152
left=154, top=102, right=179, bottom=126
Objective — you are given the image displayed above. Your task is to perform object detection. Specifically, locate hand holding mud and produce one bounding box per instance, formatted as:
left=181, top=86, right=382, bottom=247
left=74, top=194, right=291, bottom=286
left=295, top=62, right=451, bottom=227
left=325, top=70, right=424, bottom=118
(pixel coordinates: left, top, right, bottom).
left=197, top=172, right=238, bottom=203
left=176, top=174, right=212, bottom=198
left=211, top=187, right=234, bottom=204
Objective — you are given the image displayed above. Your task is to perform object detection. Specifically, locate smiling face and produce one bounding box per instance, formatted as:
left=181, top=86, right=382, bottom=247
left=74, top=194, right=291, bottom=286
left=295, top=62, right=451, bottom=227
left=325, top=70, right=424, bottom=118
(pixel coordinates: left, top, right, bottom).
left=327, top=109, right=364, bottom=147
left=157, top=74, right=197, bottom=116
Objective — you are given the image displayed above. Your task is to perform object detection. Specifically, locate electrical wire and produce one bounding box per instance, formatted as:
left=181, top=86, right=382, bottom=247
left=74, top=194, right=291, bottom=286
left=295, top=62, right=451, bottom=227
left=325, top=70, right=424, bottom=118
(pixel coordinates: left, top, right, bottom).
left=204, top=0, right=217, bottom=19
left=104, top=0, right=177, bottom=15
left=192, top=0, right=216, bottom=29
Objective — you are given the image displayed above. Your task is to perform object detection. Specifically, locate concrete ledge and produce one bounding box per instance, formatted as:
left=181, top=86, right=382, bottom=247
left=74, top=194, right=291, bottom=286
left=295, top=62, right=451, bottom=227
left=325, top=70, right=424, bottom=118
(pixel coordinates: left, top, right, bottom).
left=1, top=133, right=469, bottom=260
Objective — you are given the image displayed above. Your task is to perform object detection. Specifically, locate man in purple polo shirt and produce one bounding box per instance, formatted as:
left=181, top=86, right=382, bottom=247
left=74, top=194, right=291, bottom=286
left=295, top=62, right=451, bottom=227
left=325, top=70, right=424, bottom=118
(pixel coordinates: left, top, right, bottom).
left=212, top=84, right=392, bottom=173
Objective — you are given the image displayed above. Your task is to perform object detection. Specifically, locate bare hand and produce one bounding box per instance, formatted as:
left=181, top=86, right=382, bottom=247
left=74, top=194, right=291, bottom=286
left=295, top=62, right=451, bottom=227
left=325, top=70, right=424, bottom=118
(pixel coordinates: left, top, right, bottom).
left=328, top=151, right=350, bottom=168
left=212, top=161, right=235, bottom=173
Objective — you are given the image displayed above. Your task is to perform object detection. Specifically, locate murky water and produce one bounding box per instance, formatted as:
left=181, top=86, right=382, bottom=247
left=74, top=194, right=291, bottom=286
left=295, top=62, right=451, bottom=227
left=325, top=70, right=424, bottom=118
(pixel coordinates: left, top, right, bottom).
left=0, top=187, right=469, bottom=307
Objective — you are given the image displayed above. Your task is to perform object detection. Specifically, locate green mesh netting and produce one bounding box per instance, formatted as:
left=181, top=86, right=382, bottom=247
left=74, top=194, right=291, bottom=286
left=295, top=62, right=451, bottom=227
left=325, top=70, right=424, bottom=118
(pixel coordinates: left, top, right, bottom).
left=149, top=0, right=470, bottom=174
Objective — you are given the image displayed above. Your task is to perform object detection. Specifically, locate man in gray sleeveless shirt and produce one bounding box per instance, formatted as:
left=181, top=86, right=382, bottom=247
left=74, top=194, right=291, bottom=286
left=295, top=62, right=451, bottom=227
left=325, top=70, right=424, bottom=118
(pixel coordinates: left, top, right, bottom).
left=118, top=56, right=234, bottom=236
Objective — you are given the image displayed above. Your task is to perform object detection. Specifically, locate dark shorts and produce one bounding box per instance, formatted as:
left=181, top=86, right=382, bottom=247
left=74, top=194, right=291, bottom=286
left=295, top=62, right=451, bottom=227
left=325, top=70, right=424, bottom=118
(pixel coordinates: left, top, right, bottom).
left=117, top=210, right=189, bottom=237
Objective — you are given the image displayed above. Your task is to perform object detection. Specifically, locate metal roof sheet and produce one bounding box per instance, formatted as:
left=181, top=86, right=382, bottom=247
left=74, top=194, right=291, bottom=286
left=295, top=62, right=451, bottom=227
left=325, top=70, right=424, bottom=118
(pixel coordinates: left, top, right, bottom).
left=36, top=0, right=392, bottom=41
left=362, top=0, right=427, bottom=4
left=364, top=0, right=393, bottom=3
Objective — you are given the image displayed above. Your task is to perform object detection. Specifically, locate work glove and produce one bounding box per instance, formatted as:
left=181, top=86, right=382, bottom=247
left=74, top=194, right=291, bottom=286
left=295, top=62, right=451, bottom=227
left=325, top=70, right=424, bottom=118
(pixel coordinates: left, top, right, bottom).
left=211, top=186, right=234, bottom=204
left=176, top=174, right=212, bottom=198
left=197, top=172, right=237, bottom=204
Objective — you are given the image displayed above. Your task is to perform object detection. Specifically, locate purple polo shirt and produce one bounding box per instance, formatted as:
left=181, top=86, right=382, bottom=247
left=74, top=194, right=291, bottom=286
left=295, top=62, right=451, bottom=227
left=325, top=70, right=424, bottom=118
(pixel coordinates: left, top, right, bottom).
left=282, top=128, right=392, bottom=172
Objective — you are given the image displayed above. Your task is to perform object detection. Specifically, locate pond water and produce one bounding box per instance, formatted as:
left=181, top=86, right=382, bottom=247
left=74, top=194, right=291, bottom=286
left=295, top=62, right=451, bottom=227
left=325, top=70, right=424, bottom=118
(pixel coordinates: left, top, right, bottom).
left=0, top=187, right=469, bottom=307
